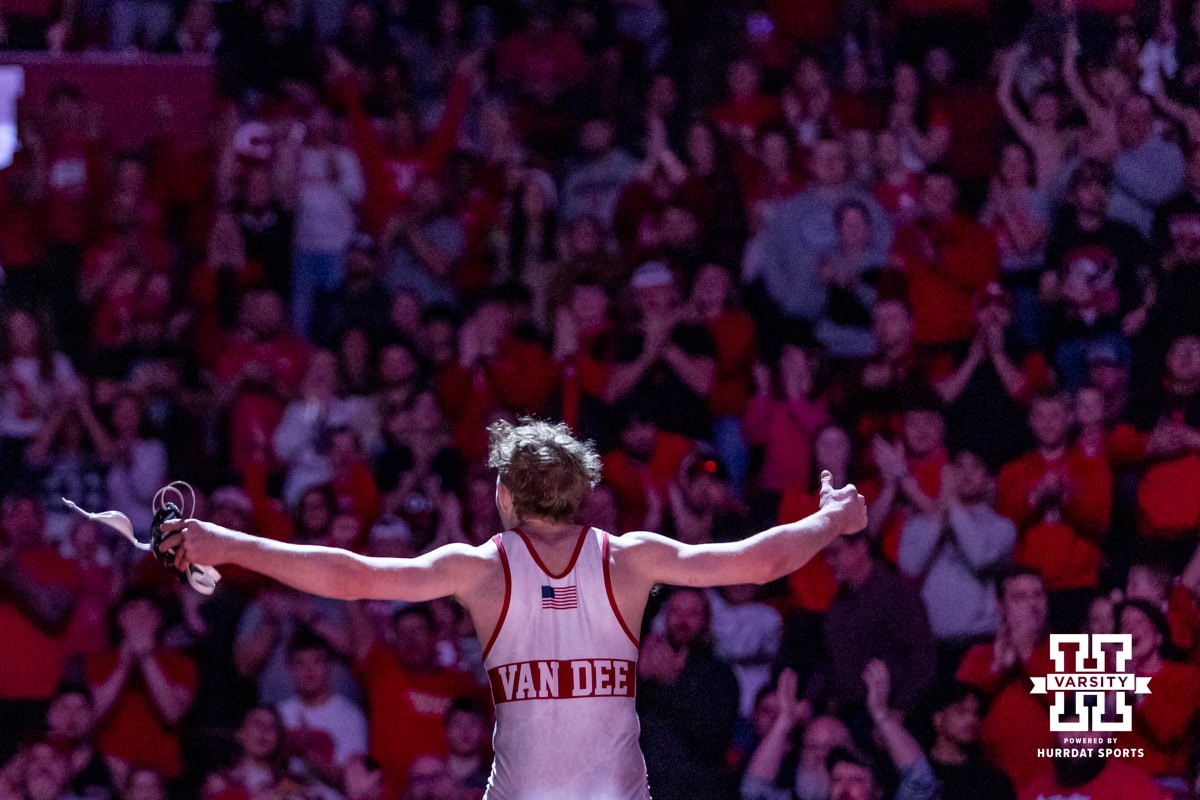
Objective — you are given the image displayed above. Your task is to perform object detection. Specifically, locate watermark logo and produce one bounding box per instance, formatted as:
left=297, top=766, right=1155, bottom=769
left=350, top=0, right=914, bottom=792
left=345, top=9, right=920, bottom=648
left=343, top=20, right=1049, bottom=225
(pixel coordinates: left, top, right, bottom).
left=1030, top=634, right=1151, bottom=732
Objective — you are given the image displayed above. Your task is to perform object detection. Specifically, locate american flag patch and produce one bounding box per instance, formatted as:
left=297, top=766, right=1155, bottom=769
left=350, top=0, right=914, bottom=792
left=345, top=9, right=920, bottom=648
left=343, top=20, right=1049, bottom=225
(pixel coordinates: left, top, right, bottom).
left=541, top=584, right=578, bottom=610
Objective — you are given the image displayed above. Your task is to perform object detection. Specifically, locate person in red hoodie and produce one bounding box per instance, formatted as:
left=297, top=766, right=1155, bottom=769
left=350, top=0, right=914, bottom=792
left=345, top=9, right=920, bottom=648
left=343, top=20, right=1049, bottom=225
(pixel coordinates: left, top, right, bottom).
left=957, top=567, right=1056, bottom=789
left=328, top=49, right=480, bottom=235
left=889, top=167, right=1000, bottom=352
left=997, top=390, right=1112, bottom=633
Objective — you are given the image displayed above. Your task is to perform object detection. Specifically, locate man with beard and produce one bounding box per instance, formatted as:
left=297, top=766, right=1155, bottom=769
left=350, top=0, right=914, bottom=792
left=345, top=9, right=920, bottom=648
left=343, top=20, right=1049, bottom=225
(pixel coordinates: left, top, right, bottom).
left=637, top=587, right=740, bottom=800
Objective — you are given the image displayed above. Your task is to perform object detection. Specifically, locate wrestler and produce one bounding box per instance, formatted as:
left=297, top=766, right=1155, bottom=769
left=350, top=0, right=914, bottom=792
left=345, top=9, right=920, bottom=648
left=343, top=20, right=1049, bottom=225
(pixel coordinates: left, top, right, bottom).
left=161, top=418, right=867, bottom=800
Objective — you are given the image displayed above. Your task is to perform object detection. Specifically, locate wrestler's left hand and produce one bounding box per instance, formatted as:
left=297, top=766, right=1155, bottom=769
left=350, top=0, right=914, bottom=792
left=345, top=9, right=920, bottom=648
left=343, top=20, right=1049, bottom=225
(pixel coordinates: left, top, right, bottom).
left=159, top=518, right=238, bottom=571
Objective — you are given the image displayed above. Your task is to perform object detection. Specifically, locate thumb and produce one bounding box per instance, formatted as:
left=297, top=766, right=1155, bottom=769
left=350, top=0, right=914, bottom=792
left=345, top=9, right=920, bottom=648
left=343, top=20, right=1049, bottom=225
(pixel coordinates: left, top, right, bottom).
left=820, top=470, right=833, bottom=491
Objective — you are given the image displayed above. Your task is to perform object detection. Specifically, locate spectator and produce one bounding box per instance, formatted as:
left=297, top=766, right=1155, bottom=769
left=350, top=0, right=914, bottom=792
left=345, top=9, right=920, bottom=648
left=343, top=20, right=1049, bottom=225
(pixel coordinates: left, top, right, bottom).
left=351, top=603, right=479, bottom=796
left=0, top=490, right=81, bottom=761
left=560, top=116, right=638, bottom=228
left=0, top=308, right=82, bottom=485
left=638, top=587, right=740, bottom=800
left=934, top=281, right=1051, bottom=469
left=275, top=104, right=367, bottom=337
left=1126, top=334, right=1200, bottom=558
left=1042, top=159, right=1147, bottom=389
left=103, top=392, right=168, bottom=539
left=603, top=262, right=716, bottom=442
left=996, top=391, right=1112, bottom=630
left=44, top=686, right=119, bottom=800
left=890, top=167, right=1001, bottom=350
left=810, top=530, right=937, bottom=720
left=956, top=567, right=1055, bottom=787
left=926, top=682, right=1015, bottom=800
left=23, top=387, right=113, bottom=544
left=996, top=43, right=1076, bottom=189
left=708, top=582, right=782, bottom=718
left=740, top=669, right=853, bottom=800
left=277, top=627, right=368, bottom=782
left=1108, top=93, right=1185, bottom=238
left=273, top=350, right=372, bottom=507
left=885, top=62, right=950, bottom=174
left=1147, top=144, right=1200, bottom=346
left=742, top=338, right=830, bottom=501
left=384, top=174, right=467, bottom=310
left=233, top=585, right=357, bottom=705
left=0, top=737, right=78, bottom=800
left=748, top=138, right=892, bottom=330
left=201, top=706, right=289, bottom=800
left=899, top=447, right=1017, bottom=654
left=311, top=233, right=394, bottom=348
left=213, top=290, right=311, bottom=476
left=85, top=587, right=196, bottom=780
left=1113, top=599, right=1200, bottom=785
left=689, top=263, right=757, bottom=492
left=867, top=392, right=948, bottom=562
left=601, top=410, right=694, bottom=534
left=441, top=696, right=490, bottom=798
left=109, top=0, right=174, bottom=51
left=814, top=200, right=886, bottom=358
left=978, top=142, right=1051, bottom=347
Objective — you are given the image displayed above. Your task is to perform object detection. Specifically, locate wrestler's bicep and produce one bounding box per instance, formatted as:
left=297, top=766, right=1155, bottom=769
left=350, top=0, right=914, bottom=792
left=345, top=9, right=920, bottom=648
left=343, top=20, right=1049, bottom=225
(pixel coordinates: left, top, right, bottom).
left=357, top=544, right=486, bottom=602
left=616, top=531, right=768, bottom=589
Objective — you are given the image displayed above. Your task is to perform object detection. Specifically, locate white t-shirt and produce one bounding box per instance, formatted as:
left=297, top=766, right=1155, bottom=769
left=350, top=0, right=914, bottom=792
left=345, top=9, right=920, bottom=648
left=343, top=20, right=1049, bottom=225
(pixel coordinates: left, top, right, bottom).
left=277, top=693, right=368, bottom=768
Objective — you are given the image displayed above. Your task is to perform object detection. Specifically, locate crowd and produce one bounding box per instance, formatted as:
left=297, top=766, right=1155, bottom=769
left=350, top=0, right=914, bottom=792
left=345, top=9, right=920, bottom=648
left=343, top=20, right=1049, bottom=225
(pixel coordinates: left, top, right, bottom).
left=4, top=0, right=1200, bottom=798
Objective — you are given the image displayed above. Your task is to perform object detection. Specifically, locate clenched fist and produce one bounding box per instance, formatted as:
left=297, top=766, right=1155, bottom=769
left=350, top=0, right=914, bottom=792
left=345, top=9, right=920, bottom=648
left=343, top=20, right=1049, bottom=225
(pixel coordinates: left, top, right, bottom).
left=159, top=518, right=242, bottom=572
left=818, top=470, right=868, bottom=536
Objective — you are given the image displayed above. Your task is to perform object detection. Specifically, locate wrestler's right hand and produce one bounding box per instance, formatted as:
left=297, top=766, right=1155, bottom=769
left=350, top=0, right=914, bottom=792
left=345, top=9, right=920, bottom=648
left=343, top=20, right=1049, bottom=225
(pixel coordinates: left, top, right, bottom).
left=817, top=470, right=868, bottom=536
left=159, top=518, right=238, bottom=571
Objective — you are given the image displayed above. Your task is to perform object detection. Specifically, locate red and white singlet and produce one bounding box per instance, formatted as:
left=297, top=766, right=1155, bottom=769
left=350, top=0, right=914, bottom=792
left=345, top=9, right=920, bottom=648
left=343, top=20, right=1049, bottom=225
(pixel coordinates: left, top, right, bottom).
left=482, top=527, right=650, bottom=800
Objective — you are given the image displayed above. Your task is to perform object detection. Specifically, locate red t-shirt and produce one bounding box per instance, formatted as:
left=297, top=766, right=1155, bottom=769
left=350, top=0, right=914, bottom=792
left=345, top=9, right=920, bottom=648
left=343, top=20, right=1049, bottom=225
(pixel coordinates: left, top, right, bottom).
left=706, top=311, right=757, bottom=419
left=86, top=648, right=198, bottom=778
left=996, top=448, right=1112, bottom=592
left=1018, top=759, right=1166, bottom=800
left=957, top=640, right=1056, bottom=787
left=356, top=644, right=480, bottom=794
left=892, top=215, right=1000, bottom=346
left=0, top=547, right=82, bottom=700
left=603, top=432, right=694, bottom=535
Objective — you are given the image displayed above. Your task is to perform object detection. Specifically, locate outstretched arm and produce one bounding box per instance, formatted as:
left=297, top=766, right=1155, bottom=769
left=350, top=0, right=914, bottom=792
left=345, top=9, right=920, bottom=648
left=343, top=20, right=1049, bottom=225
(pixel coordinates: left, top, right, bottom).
left=621, top=472, right=867, bottom=588
left=160, top=520, right=486, bottom=602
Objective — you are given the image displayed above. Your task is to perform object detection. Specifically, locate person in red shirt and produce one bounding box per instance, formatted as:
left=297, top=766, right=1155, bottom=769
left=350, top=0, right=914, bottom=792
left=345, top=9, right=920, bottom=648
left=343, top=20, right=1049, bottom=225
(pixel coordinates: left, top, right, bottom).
left=0, top=490, right=82, bottom=761
left=957, top=567, right=1056, bottom=788
left=435, top=293, right=560, bottom=464
left=85, top=587, right=197, bottom=780
left=997, top=391, right=1112, bottom=632
left=867, top=391, right=948, bottom=564
left=711, top=57, right=781, bottom=149
left=602, top=411, right=695, bottom=535
left=889, top=168, right=1001, bottom=351
left=352, top=603, right=480, bottom=797
left=1124, top=558, right=1200, bottom=667
left=213, top=290, right=311, bottom=476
